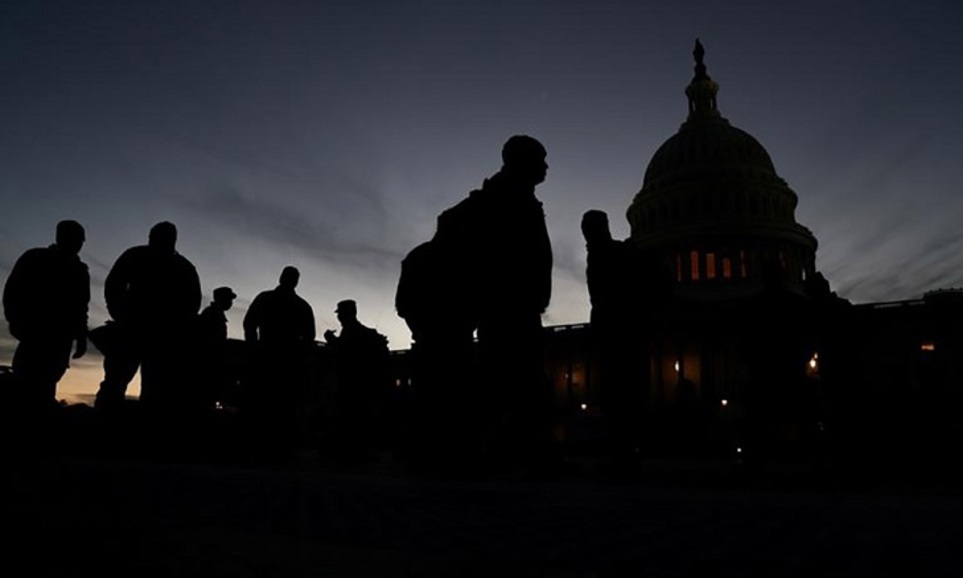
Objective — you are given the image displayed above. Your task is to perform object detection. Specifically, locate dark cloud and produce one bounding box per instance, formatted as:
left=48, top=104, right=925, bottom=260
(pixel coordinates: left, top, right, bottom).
left=188, top=184, right=404, bottom=270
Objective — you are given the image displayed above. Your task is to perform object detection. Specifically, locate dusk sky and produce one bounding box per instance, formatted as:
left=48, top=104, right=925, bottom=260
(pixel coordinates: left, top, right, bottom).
left=2, top=0, right=961, bottom=402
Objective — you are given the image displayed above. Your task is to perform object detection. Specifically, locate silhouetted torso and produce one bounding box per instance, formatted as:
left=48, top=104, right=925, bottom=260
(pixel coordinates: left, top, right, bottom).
left=4, top=245, right=89, bottom=342
left=439, top=171, right=553, bottom=326
left=105, top=245, right=201, bottom=333
left=96, top=226, right=202, bottom=413
left=198, top=304, right=228, bottom=344
left=243, top=287, right=315, bottom=346
left=3, top=241, right=89, bottom=413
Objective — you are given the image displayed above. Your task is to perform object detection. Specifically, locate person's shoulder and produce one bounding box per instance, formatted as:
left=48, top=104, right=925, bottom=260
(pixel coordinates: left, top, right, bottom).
left=111, top=244, right=146, bottom=267
left=13, top=246, right=48, bottom=265
left=438, top=196, right=472, bottom=223
left=173, top=251, right=198, bottom=269
left=249, top=289, right=271, bottom=304
left=362, top=325, right=389, bottom=347
left=122, top=244, right=148, bottom=257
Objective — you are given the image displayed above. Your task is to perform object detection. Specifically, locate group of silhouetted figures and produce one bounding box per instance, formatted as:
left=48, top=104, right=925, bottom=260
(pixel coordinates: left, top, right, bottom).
left=3, top=136, right=600, bottom=471
left=0, top=133, right=842, bottom=473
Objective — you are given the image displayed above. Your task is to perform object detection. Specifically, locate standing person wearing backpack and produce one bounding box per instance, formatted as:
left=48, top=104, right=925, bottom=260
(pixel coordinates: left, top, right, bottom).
left=402, top=135, right=555, bottom=474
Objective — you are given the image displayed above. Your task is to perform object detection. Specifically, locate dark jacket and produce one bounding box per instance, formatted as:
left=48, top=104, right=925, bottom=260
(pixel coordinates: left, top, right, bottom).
left=243, top=287, right=316, bottom=346
left=3, top=245, right=89, bottom=341
left=104, top=245, right=201, bottom=330
left=436, top=171, right=553, bottom=324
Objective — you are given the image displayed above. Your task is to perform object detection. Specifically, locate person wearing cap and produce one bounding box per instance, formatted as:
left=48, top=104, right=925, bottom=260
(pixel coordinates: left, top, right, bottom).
left=2, top=220, right=90, bottom=415
left=198, top=286, right=237, bottom=344
left=324, top=299, right=391, bottom=460
left=192, top=286, right=237, bottom=412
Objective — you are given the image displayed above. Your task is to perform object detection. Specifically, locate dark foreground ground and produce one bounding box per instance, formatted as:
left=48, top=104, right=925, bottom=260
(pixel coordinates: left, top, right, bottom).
left=6, top=444, right=963, bottom=578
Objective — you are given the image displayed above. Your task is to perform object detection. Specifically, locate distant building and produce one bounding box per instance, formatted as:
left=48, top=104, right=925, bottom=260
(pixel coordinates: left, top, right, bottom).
left=537, top=43, right=963, bottom=461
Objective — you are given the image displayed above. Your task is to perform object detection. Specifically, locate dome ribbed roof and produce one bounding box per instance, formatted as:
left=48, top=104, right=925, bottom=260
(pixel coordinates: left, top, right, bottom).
left=640, top=39, right=777, bottom=192
left=642, top=118, right=777, bottom=189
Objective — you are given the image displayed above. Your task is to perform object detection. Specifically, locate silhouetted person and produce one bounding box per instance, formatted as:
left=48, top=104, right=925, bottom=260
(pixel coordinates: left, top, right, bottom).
left=324, top=299, right=391, bottom=461
left=396, top=237, right=477, bottom=470
left=437, top=135, right=554, bottom=471
left=582, top=209, right=646, bottom=459
left=193, top=286, right=237, bottom=413
left=2, top=220, right=89, bottom=416
left=243, top=266, right=316, bottom=455
left=95, top=221, right=202, bottom=414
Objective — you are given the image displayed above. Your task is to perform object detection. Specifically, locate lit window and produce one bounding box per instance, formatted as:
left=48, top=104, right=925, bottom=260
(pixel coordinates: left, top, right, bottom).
left=690, top=250, right=700, bottom=281
left=706, top=253, right=716, bottom=279
left=921, top=343, right=936, bottom=352
left=722, top=257, right=732, bottom=279
left=674, top=361, right=680, bottom=373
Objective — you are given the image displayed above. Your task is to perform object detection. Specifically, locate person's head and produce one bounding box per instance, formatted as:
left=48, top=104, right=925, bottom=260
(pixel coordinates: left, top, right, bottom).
left=581, top=210, right=612, bottom=244
left=148, top=221, right=178, bottom=253
left=212, top=286, right=237, bottom=311
left=278, top=266, right=300, bottom=290
left=55, top=220, right=85, bottom=255
left=335, top=299, right=357, bottom=324
left=501, top=135, right=548, bottom=187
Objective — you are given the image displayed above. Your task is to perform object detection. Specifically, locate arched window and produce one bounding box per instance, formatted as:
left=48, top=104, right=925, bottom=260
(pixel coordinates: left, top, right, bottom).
left=690, top=250, right=700, bottom=281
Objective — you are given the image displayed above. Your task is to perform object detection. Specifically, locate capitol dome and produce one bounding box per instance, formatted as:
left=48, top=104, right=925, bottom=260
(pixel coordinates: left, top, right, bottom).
left=627, top=40, right=818, bottom=299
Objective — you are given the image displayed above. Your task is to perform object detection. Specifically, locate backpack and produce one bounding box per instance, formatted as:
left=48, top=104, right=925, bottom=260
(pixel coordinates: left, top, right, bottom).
left=396, top=197, right=480, bottom=339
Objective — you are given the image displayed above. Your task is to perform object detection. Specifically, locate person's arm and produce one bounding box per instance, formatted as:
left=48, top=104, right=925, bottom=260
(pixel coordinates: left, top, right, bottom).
left=2, top=251, right=29, bottom=337
left=188, top=263, right=202, bottom=315
left=534, top=206, right=553, bottom=314
left=243, top=294, right=261, bottom=342
left=303, top=303, right=317, bottom=343
left=72, top=265, right=90, bottom=358
left=104, top=250, right=131, bottom=322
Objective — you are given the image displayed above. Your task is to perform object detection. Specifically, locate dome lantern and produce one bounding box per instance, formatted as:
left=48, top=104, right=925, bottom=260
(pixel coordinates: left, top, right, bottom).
left=686, top=39, right=721, bottom=120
